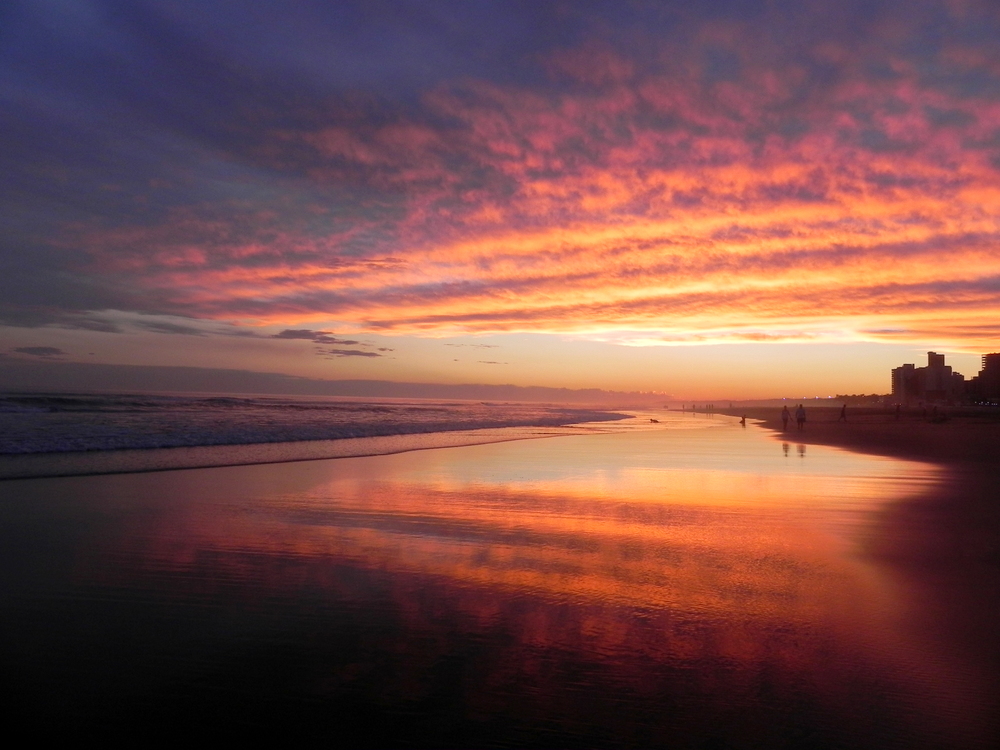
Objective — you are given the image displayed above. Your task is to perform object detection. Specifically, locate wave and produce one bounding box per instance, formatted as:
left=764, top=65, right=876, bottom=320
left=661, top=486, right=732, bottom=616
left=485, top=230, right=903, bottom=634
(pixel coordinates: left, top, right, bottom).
left=0, top=392, right=630, bottom=455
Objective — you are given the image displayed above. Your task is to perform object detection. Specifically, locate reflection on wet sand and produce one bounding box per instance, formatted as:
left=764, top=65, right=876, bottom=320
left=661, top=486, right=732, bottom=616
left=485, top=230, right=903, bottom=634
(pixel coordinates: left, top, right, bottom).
left=1, top=423, right=994, bottom=747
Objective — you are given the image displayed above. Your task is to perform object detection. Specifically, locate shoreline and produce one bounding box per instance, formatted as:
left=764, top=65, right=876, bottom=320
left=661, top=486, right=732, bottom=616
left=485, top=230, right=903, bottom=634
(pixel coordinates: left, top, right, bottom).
left=717, top=405, right=1000, bottom=467
left=718, top=405, right=1000, bottom=616
left=722, top=406, right=1000, bottom=740
left=0, top=423, right=617, bottom=481
left=717, top=405, right=1000, bottom=563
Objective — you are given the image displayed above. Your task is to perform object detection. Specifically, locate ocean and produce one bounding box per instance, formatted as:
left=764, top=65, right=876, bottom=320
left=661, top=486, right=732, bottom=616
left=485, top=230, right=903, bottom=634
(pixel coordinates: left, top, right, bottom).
left=0, top=391, right=631, bottom=478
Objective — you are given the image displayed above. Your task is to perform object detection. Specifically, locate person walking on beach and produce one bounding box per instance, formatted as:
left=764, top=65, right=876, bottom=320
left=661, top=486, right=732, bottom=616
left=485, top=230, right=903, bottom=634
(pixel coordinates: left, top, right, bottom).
left=839, top=404, right=847, bottom=422
left=795, top=404, right=806, bottom=430
left=781, top=405, right=790, bottom=431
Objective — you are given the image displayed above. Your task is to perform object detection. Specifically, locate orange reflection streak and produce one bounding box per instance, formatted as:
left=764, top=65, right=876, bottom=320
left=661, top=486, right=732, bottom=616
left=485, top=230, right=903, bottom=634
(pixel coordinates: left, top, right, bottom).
left=94, top=435, right=940, bottom=620
left=229, top=485, right=860, bottom=618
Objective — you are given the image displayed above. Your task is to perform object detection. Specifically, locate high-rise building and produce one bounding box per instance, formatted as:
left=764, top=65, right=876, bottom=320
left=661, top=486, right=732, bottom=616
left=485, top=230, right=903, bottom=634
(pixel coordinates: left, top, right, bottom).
left=890, top=352, right=965, bottom=404
left=968, top=353, right=1000, bottom=402
left=891, top=363, right=919, bottom=403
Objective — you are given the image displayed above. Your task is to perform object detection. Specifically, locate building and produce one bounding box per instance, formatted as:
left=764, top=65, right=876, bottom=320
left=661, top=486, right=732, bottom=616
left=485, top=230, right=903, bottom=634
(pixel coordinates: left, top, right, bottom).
left=891, top=363, right=920, bottom=403
left=967, top=353, right=1000, bottom=403
left=890, top=351, right=965, bottom=404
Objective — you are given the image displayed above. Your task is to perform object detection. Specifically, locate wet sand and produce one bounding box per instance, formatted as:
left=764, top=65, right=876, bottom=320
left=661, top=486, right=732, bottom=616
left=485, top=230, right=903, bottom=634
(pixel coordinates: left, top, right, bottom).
left=2, top=414, right=998, bottom=746
left=721, top=405, right=1000, bottom=746
left=719, top=406, right=1000, bottom=562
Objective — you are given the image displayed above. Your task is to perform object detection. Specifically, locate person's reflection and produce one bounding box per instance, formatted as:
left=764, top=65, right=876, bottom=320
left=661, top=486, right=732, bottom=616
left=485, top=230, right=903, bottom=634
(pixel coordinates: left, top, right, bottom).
left=782, top=443, right=790, bottom=457
left=797, top=444, right=806, bottom=458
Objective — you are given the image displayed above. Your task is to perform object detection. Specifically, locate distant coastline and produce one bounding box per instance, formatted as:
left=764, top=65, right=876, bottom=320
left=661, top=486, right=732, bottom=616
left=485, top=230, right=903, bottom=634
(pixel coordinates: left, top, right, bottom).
left=0, top=359, right=665, bottom=406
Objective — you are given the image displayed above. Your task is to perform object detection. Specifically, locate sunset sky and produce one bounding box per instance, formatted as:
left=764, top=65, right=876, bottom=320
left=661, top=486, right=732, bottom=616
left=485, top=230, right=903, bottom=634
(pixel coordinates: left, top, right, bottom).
left=3, top=0, right=1000, bottom=399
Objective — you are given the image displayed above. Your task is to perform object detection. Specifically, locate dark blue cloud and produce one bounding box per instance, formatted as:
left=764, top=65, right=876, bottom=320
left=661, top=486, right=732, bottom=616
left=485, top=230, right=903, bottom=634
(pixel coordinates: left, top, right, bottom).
left=272, top=329, right=360, bottom=345
left=318, top=348, right=381, bottom=358
left=12, top=346, right=66, bottom=358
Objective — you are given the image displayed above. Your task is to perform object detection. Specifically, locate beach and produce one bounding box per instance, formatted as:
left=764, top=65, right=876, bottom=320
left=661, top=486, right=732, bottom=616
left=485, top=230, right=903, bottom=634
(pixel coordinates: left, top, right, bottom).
left=10, top=2, right=1000, bottom=746
left=2, top=412, right=998, bottom=747
left=721, top=406, right=1000, bottom=562
left=724, top=405, right=1000, bottom=466
left=727, top=405, right=1000, bottom=744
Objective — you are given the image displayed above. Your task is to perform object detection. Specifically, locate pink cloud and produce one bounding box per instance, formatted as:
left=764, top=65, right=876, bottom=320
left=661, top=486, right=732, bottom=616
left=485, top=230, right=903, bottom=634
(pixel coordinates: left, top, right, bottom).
left=60, top=13, right=1000, bottom=349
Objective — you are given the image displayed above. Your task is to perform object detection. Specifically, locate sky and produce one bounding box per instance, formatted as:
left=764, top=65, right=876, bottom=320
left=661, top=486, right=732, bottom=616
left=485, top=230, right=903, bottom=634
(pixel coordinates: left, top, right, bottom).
left=2, top=0, right=999, bottom=399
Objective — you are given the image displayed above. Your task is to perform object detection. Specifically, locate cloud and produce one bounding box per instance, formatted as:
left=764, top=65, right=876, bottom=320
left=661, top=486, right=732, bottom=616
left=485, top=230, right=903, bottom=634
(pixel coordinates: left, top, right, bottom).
left=60, top=315, right=125, bottom=333
left=12, top=346, right=66, bottom=358
left=272, top=329, right=360, bottom=345
left=317, top=348, right=382, bottom=358
left=272, top=327, right=394, bottom=357
left=132, top=319, right=207, bottom=336
left=7, top=2, right=1000, bottom=350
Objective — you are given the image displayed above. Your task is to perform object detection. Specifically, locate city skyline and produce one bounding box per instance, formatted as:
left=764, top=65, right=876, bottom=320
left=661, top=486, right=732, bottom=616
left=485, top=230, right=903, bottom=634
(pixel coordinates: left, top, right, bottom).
left=4, top=1, right=1000, bottom=399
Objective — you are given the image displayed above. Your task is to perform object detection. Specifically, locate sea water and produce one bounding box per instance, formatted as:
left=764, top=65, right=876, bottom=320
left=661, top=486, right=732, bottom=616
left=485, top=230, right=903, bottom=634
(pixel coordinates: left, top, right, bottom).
left=1, top=411, right=995, bottom=747
left=0, top=392, right=629, bottom=478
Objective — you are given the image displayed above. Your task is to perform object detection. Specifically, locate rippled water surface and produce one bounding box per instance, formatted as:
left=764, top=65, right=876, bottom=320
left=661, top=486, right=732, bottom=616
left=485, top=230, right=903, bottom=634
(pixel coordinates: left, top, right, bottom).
left=0, top=392, right=626, bottom=454
left=1, top=415, right=993, bottom=747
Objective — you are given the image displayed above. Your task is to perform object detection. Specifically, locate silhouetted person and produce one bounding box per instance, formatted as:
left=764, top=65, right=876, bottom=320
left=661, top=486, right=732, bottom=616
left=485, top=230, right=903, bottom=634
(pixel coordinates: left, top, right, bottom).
left=740, top=415, right=746, bottom=427
left=795, top=403, right=806, bottom=430
left=781, top=405, right=790, bottom=431
left=839, top=404, right=847, bottom=422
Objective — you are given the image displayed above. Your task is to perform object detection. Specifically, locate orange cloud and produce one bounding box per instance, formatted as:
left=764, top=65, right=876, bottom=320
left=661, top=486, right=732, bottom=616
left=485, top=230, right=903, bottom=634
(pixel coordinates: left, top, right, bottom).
left=65, top=21, right=1000, bottom=350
